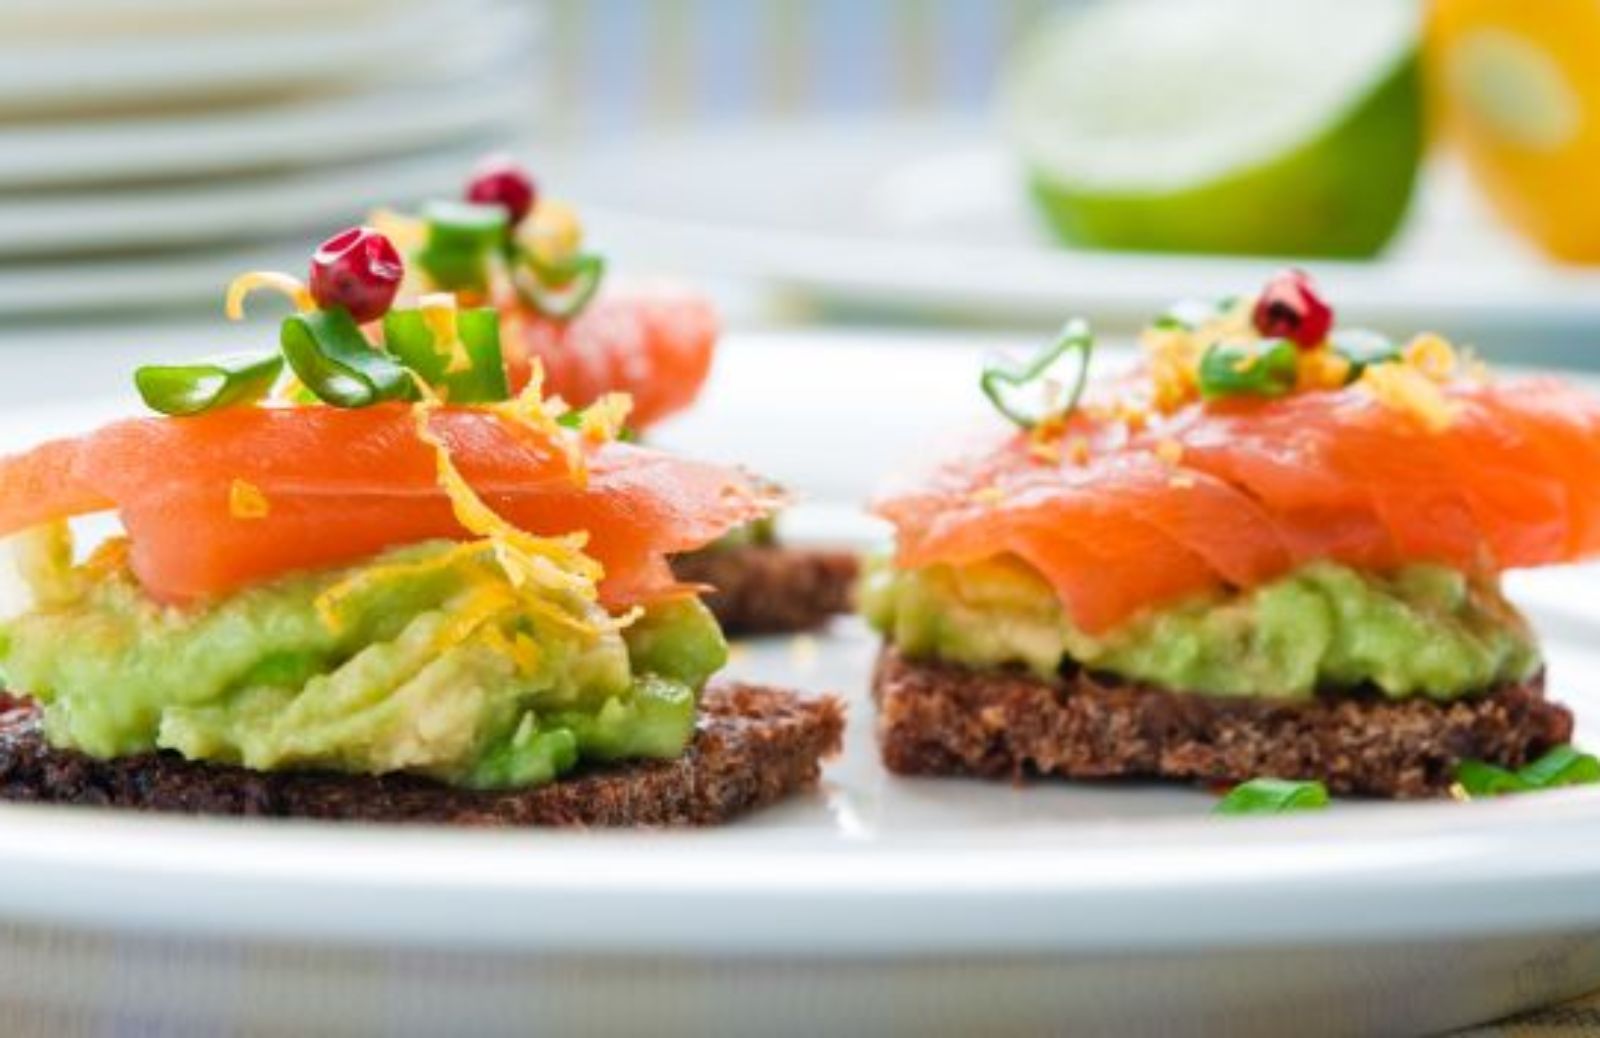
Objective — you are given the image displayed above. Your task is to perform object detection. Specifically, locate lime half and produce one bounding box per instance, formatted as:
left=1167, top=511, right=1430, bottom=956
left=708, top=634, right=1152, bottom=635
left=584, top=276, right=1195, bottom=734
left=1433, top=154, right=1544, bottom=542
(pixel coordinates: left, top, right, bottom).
left=1002, top=0, right=1424, bottom=258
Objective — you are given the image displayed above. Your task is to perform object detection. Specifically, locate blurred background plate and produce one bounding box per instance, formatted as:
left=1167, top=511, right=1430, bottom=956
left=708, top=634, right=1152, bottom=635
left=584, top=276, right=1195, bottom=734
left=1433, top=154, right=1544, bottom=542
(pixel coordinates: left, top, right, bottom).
left=0, top=65, right=529, bottom=194
left=0, top=0, right=507, bottom=117
left=0, top=0, right=536, bottom=319
left=549, top=116, right=1600, bottom=361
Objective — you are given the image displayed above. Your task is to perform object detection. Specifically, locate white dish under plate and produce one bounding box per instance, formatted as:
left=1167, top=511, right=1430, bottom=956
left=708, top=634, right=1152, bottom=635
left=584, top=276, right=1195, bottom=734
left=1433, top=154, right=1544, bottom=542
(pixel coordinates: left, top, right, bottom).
left=0, top=331, right=1596, bottom=1035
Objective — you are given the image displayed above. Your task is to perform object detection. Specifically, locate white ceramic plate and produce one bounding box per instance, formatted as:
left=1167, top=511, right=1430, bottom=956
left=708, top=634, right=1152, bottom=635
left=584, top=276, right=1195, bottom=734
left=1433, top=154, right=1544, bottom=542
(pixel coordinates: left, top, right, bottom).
left=0, top=331, right=1597, bottom=1034
left=548, top=119, right=1600, bottom=361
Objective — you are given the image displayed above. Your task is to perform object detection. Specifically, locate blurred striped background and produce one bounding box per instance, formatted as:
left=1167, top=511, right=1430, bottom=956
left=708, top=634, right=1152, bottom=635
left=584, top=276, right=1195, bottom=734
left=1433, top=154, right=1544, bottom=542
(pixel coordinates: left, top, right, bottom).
left=542, top=0, right=1078, bottom=137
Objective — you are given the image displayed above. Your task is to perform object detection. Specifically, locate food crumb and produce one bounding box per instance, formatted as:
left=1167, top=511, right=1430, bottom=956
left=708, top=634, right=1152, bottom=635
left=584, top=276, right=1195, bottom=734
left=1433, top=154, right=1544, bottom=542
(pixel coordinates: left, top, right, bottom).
left=228, top=479, right=271, bottom=520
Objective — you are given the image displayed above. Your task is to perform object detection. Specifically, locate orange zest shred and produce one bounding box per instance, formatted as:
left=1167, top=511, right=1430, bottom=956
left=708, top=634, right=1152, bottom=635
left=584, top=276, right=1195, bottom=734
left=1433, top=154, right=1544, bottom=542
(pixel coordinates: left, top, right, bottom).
left=1359, top=363, right=1458, bottom=433
left=1403, top=333, right=1459, bottom=382
left=1296, top=348, right=1353, bottom=392
left=418, top=293, right=476, bottom=377
left=488, top=360, right=590, bottom=485
left=578, top=393, right=633, bottom=445
left=225, top=272, right=314, bottom=321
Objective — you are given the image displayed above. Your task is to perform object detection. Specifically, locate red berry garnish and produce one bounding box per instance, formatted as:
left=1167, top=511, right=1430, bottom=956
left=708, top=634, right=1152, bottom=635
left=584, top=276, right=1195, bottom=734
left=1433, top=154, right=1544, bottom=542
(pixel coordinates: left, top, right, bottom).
left=308, top=227, right=404, bottom=323
left=1252, top=269, right=1333, bottom=349
left=465, top=155, right=537, bottom=227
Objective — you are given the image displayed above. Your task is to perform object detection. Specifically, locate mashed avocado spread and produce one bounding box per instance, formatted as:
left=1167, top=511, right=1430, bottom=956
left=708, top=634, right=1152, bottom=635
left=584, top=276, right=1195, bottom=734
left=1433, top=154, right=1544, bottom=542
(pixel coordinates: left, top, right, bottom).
left=0, top=524, right=725, bottom=789
left=862, top=556, right=1539, bottom=700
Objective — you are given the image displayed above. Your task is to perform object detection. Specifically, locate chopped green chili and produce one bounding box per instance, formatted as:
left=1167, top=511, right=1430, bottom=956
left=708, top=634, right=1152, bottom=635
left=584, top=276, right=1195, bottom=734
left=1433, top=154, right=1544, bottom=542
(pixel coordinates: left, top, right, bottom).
left=1197, top=338, right=1300, bottom=399
left=280, top=307, right=416, bottom=408
left=517, top=252, right=606, bottom=320
left=980, top=319, right=1095, bottom=430
left=134, top=352, right=284, bottom=416
left=1456, top=745, right=1600, bottom=798
left=415, top=201, right=509, bottom=293
left=1213, top=777, right=1330, bottom=816
left=1330, top=328, right=1400, bottom=378
left=383, top=306, right=510, bottom=404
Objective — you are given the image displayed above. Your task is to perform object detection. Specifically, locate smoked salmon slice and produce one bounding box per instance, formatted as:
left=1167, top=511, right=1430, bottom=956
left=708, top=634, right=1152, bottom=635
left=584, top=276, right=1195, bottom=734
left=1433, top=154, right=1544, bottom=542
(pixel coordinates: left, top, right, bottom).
left=0, top=405, right=772, bottom=606
left=501, top=287, right=717, bottom=431
left=876, top=378, right=1600, bottom=634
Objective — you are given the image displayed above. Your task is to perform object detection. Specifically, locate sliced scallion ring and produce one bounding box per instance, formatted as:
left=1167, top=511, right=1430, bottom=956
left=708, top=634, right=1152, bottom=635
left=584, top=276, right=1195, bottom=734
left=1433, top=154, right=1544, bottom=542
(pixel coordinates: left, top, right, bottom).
left=1213, top=777, right=1330, bottom=816
left=517, top=252, right=606, bottom=320
left=134, top=352, right=284, bottom=416
left=1329, top=328, right=1400, bottom=378
left=980, top=318, right=1095, bottom=430
left=1197, top=338, right=1300, bottom=400
left=415, top=201, right=510, bottom=293
left=383, top=305, right=510, bottom=403
left=281, top=307, right=416, bottom=408
left=1456, top=744, right=1600, bottom=798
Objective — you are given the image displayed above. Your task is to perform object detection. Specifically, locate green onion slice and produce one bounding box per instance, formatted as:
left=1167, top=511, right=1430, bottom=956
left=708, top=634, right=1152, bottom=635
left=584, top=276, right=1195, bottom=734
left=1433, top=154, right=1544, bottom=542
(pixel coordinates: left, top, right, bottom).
left=383, top=306, right=510, bottom=404
left=517, top=252, right=606, bottom=320
left=1151, top=297, right=1234, bottom=332
left=1198, top=338, right=1299, bottom=400
left=1518, top=745, right=1600, bottom=788
left=980, top=319, right=1095, bottom=430
left=281, top=307, right=417, bottom=408
left=415, top=201, right=510, bottom=293
left=1456, top=744, right=1600, bottom=797
left=1330, top=328, right=1400, bottom=377
left=1213, top=777, right=1330, bottom=816
left=134, top=351, right=284, bottom=416
left=1454, top=760, right=1530, bottom=797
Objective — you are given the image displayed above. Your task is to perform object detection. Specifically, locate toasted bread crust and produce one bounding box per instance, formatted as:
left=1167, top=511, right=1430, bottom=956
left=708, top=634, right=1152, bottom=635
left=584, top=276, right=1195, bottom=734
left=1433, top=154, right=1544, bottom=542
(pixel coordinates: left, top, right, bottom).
left=673, top=546, right=857, bottom=636
left=872, top=648, right=1573, bottom=799
left=0, top=685, right=844, bottom=826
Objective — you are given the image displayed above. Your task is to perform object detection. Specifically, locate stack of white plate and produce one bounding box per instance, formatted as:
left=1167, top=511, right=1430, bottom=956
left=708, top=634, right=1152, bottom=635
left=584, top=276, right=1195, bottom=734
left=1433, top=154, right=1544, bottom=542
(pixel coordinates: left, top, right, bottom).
left=0, top=0, right=539, bottom=319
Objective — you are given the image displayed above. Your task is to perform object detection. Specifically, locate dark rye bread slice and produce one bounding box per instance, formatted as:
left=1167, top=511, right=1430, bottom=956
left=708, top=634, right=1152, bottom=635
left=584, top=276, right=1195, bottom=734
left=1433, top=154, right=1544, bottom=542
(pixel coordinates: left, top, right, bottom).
left=873, top=647, right=1574, bottom=799
left=673, top=545, right=858, bottom=636
left=0, top=684, right=844, bottom=826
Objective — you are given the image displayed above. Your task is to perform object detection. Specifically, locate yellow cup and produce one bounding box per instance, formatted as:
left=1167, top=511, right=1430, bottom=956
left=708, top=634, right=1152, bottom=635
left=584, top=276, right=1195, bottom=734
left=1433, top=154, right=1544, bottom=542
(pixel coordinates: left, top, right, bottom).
left=1428, top=0, right=1600, bottom=261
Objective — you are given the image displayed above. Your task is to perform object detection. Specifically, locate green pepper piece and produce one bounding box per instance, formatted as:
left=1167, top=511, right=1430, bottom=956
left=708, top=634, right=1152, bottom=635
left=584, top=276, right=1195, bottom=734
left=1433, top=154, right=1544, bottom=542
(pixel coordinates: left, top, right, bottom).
left=416, top=201, right=509, bottom=293
left=134, top=351, right=284, bottom=416
left=1330, top=328, right=1400, bottom=378
left=281, top=308, right=417, bottom=408
left=517, top=252, right=606, bottom=320
left=1198, top=338, right=1300, bottom=400
left=1213, top=777, right=1330, bottom=816
left=979, top=319, right=1095, bottom=431
left=383, top=307, right=510, bottom=404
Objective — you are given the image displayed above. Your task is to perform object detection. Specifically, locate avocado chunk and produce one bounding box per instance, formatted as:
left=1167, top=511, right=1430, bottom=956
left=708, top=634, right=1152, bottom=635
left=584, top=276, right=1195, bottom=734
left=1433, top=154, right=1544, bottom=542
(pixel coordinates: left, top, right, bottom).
left=0, top=525, right=726, bottom=789
left=861, top=555, right=1540, bottom=700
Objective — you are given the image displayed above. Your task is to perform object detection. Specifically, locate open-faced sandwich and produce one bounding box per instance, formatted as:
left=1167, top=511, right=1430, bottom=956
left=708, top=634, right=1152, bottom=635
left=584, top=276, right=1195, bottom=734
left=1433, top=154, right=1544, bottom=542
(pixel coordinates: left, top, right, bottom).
left=0, top=228, right=842, bottom=825
left=865, top=270, right=1597, bottom=799
left=370, top=156, right=858, bottom=635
